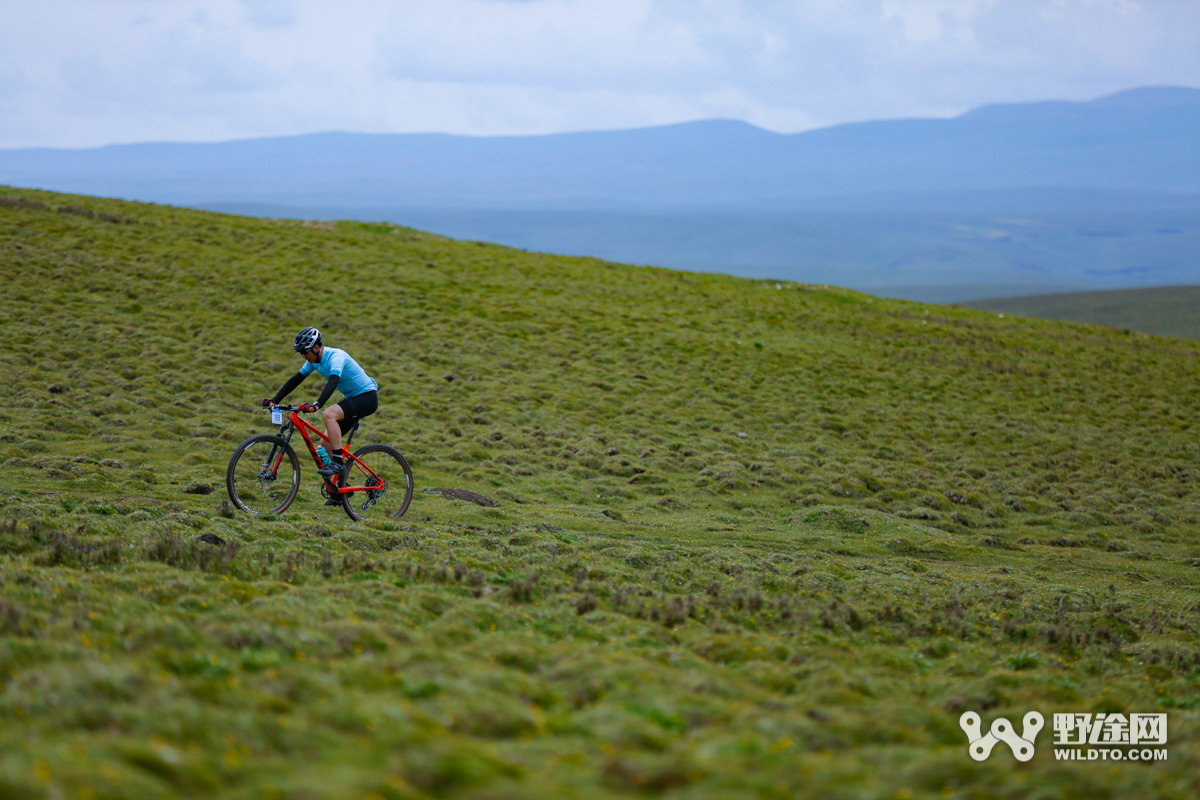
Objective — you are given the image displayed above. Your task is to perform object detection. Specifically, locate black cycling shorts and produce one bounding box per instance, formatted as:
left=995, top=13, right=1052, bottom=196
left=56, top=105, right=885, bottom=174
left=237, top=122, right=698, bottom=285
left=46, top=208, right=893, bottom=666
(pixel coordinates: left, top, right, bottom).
left=334, top=391, right=378, bottom=435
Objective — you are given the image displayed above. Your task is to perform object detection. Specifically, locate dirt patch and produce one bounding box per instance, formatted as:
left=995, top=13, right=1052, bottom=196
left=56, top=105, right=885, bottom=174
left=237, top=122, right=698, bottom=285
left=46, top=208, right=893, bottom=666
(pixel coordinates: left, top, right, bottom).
left=429, top=488, right=496, bottom=507
left=117, top=496, right=166, bottom=506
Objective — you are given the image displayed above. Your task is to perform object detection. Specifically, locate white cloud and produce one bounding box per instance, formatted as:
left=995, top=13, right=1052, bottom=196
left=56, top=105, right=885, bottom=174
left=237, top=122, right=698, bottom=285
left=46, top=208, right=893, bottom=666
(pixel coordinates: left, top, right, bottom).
left=0, top=0, right=1197, bottom=148
left=373, top=1, right=714, bottom=91
left=879, top=0, right=990, bottom=44
left=241, top=0, right=300, bottom=29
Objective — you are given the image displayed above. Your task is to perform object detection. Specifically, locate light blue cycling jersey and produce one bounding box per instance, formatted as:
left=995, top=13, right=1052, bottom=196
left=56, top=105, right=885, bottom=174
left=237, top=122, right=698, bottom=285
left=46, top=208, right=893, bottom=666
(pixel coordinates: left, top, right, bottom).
left=300, top=347, right=378, bottom=398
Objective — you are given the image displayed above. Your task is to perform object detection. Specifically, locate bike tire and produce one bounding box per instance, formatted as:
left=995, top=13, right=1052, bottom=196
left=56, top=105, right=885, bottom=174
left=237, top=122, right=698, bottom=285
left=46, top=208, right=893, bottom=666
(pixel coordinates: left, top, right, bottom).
left=341, top=444, right=414, bottom=522
left=226, top=434, right=301, bottom=515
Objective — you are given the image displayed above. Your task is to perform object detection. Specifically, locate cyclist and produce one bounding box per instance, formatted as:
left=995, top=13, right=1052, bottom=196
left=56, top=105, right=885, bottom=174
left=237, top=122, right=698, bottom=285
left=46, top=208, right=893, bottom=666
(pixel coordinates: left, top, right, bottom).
left=263, top=327, right=379, bottom=493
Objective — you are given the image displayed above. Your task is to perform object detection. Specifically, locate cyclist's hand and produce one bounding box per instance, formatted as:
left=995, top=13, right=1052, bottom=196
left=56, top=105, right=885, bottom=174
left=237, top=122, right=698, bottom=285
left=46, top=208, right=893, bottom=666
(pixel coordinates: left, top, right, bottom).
left=261, top=398, right=275, bottom=408
left=299, top=402, right=320, bottom=413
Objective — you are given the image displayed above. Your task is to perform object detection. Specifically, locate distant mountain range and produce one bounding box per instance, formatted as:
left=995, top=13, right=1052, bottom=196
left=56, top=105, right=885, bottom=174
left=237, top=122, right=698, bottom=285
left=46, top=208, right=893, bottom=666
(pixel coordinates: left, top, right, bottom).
left=3, top=87, right=1199, bottom=209
left=2, top=86, right=1199, bottom=300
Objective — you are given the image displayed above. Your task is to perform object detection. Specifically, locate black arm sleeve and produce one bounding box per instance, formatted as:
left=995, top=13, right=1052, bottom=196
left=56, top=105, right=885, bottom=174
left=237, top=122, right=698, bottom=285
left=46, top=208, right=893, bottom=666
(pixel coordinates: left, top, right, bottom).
left=315, top=374, right=340, bottom=408
left=271, top=371, right=308, bottom=404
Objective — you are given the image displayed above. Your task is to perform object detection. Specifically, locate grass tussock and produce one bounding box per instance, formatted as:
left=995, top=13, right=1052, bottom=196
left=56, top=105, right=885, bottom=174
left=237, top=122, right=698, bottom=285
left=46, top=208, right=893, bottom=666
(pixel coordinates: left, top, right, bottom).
left=1, top=186, right=1198, bottom=798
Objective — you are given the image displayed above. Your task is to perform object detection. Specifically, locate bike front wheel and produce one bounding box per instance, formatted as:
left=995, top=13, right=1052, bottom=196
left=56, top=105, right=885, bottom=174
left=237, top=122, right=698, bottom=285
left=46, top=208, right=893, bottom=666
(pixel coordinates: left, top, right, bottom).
left=341, top=444, right=414, bottom=522
left=226, top=434, right=301, bottom=515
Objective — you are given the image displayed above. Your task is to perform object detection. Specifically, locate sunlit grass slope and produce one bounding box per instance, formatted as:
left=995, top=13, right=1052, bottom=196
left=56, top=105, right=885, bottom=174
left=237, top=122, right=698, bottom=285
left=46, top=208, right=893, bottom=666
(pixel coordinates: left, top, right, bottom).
left=965, top=285, right=1200, bottom=341
left=1, top=187, right=1199, bottom=799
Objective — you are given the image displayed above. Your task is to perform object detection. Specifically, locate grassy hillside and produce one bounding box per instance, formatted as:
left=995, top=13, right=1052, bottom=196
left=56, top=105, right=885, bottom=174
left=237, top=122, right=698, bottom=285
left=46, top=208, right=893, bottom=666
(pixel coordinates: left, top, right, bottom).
left=1, top=187, right=1199, bottom=799
left=200, top=202, right=1200, bottom=303
left=965, top=285, right=1200, bottom=340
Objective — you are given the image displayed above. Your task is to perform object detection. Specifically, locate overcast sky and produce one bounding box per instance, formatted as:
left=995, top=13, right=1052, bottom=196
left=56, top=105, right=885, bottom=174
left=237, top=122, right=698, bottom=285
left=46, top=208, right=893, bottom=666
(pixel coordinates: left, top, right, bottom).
left=2, top=0, right=1199, bottom=149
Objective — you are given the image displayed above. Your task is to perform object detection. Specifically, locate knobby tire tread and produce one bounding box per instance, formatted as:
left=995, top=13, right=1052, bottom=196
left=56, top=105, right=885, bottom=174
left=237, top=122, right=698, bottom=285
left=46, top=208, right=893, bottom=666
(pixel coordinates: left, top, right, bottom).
left=341, top=443, right=414, bottom=522
left=226, top=434, right=301, bottom=515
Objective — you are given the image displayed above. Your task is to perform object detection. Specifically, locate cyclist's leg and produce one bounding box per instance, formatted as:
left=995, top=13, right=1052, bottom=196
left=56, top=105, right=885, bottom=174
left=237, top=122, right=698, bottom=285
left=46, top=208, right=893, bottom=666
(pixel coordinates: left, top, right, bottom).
left=324, top=392, right=377, bottom=455
left=338, top=392, right=377, bottom=432
left=318, top=404, right=348, bottom=502
left=322, top=404, right=346, bottom=454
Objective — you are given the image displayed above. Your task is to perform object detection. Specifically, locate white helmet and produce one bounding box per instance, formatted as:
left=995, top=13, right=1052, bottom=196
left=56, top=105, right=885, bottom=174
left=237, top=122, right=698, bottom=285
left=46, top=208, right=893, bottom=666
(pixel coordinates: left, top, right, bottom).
left=293, top=327, right=321, bottom=353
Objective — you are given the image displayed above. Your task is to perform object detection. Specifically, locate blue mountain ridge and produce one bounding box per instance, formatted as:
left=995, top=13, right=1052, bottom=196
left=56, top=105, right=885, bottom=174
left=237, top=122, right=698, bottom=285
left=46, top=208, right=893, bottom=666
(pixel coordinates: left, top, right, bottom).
left=2, top=87, right=1198, bottom=210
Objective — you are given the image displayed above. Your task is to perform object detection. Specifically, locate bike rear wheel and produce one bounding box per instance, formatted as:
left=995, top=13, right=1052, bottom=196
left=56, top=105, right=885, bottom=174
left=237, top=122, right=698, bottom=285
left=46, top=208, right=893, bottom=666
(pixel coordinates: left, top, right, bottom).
left=341, top=444, right=414, bottom=522
left=226, top=434, right=301, bottom=515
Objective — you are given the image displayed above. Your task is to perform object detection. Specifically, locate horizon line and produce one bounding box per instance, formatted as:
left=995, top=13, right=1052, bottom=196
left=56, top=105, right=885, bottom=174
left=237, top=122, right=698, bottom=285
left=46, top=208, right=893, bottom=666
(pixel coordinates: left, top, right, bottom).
left=4, top=84, right=1196, bottom=154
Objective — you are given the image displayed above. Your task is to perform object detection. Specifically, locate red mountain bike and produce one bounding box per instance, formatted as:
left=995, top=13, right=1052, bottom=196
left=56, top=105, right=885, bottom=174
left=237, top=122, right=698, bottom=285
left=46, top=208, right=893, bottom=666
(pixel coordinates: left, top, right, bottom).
left=225, top=404, right=413, bottom=521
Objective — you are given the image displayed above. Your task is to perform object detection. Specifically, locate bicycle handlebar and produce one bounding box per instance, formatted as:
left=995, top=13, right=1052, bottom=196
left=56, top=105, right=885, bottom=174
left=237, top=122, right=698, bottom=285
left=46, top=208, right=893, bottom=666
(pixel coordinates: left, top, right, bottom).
left=266, top=404, right=300, bottom=411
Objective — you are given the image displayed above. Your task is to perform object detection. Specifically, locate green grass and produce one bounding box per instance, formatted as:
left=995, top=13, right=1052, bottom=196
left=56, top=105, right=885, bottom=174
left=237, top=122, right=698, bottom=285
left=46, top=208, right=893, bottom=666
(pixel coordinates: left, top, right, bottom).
left=1, top=187, right=1199, bottom=799
left=965, top=285, right=1200, bottom=340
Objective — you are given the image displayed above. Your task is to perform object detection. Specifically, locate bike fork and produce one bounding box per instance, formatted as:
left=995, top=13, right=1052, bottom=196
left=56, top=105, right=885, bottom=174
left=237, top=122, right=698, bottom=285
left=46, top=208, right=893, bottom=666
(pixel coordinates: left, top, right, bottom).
left=259, top=429, right=296, bottom=480
left=257, top=443, right=282, bottom=480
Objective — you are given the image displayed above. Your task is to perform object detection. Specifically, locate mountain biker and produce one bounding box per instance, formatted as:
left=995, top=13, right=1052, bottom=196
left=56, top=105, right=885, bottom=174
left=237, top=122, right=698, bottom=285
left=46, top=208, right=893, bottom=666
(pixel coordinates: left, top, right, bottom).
left=263, top=327, right=378, bottom=494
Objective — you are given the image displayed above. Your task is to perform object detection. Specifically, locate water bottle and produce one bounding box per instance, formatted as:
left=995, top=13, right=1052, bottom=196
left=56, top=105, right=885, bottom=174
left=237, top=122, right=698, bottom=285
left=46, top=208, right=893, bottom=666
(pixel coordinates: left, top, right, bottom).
left=316, top=446, right=331, bottom=467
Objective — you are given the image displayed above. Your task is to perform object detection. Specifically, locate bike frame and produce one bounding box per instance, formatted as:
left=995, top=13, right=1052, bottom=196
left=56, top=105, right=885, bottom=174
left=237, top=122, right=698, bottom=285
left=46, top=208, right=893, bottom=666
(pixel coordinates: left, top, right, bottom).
left=268, top=408, right=380, bottom=496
